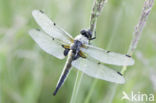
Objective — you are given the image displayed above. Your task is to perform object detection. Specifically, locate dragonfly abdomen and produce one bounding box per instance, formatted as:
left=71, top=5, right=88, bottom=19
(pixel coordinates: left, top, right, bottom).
left=53, top=68, right=70, bottom=96
left=53, top=50, right=73, bottom=96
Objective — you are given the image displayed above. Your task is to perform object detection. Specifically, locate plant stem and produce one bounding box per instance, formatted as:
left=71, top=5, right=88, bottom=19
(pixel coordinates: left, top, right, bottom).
left=84, top=0, right=107, bottom=103
left=108, top=0, right=154, bottom=102
left=121, top=0, right=154, bottom=74
left=84, top=79, right=98, bottom=103
left=89, top=0, right=107, bottom=36
left=70, top=71, right=83, bottom=103
left=70, top=0, right=107, bottom=103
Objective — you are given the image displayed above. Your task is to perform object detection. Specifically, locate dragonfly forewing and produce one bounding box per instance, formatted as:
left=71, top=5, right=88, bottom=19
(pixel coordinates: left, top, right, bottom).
left=81, top=45, right=134, bottom=66
left=32, top=10, right=74, bottom=44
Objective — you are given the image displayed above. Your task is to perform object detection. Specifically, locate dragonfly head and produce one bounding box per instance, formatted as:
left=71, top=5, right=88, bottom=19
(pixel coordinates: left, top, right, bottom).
left=80, top=29, right=92, bottom=40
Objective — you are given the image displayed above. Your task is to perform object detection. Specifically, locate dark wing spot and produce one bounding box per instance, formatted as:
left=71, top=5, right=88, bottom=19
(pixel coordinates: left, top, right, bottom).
left=36, top=28, right=40, bottom=31
left=54, top=22, right=56, bottom=26
left=117, top=72, right=123, bottom=76
left=126, top=54, right=131, bottom=58
left=97, top=62, right=101, bottom=65
left=52, top=37, right=55, bottom=40
left=39, top=10, right=44, bottom=13
left=106, top=51, right=110, bottom=53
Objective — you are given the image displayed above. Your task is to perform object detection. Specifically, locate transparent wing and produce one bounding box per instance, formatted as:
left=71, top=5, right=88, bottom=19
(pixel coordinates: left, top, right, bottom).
left=81, top=45, right=134, bottom=66
left=29, top=29, right=65, bottom=59
left=32, top=10, right=74, bottom=44
left=72, top=57, right=125, bottom=84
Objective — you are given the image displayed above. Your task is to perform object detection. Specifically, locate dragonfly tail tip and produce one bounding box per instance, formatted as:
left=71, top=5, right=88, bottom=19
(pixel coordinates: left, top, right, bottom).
left=53, top=89, right=57, bottom=96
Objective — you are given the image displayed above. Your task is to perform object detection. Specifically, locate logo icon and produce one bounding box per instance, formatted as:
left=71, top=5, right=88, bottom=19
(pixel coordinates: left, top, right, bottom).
left=121, top=91, right=130, bottom=100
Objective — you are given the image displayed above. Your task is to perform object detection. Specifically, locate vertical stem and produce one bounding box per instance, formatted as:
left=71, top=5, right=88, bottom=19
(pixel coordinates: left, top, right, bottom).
left=121, top=0, right=154, bottom=74
left=70, top=1, right=107, bottom=103
left=89, top=0, right=106, bottom=36
left=70, top=71, right=83, bottom=103
left=84, top=79, right=98, bottom=103
left=84, top=0, right=107, bottom=103
left=109, top=0, right=154, bottom=102
left=128, top=0, right=154, bottom=56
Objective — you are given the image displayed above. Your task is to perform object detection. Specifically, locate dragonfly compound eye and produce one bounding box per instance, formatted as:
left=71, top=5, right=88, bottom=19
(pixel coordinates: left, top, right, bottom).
left=80, top=29, right=86, bottom=34
left=80, top=29, right=90, bottom=39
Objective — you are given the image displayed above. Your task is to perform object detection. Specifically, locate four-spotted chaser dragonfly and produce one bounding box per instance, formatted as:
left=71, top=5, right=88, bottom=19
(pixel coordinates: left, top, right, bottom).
left=29, top=10, right=134, bottom=96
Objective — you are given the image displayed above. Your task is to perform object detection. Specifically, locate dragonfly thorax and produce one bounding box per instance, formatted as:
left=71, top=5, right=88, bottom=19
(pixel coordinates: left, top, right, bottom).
left=63, top=31, right=90, bottom=60
left=74, top=34, right=89, bottom=45
left=70, top=40, right=83, bottom=60
left=63, top=34, right=88, bottom=60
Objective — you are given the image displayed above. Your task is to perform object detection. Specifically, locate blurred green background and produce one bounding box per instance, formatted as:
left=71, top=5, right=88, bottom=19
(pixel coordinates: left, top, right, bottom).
left=0, top=0, right=156, bottom=103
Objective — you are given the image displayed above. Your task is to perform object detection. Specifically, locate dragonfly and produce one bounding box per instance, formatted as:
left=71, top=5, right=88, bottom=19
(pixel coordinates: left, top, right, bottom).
left=29, top=10, right=134, bottom=96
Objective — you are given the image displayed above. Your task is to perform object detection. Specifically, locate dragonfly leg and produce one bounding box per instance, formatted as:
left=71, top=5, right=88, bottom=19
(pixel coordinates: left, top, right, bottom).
left=89, top=31, right=96, bottom=40
left=90, top=37, right=96, bottom=40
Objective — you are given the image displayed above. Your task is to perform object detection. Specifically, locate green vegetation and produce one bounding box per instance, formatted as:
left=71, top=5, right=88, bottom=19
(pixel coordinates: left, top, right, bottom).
left=0, top=0, right=155, bottom=103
